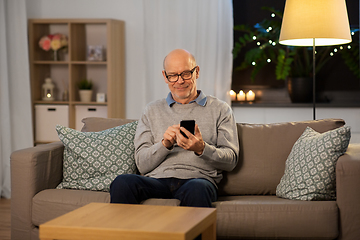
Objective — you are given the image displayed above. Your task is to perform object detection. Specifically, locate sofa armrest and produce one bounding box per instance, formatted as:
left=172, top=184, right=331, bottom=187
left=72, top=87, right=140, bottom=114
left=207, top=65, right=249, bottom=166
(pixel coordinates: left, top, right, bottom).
left=10, top=141, right=64, bottom=239
left=336, top=143, right=360, bottom=240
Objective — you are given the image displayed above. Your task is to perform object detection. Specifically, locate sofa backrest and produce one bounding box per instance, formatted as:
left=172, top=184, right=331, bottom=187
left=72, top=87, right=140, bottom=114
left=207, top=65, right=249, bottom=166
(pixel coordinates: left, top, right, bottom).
left=81, top=117, right=346, bottom=196
left=81, top=117, right=137, bottom=132
left=217, top=118, right=345, bottom=196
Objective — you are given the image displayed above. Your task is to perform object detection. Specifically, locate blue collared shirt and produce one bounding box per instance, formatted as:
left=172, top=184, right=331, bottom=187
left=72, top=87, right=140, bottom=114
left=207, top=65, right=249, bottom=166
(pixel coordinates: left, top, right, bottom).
left=166, top=90, right=207, bottom=107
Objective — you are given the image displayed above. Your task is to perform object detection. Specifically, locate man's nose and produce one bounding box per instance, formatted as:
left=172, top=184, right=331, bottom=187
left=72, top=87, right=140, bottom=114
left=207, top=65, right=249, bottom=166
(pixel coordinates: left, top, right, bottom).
left=177, top=75, right=185, bottom=84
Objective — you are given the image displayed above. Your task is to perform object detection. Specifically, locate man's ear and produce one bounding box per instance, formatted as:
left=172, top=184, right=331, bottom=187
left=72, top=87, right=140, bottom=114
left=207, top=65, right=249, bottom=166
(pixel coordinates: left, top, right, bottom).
left=162, top=70, right=168, bottom=83
left=195, top=66, right=200, bottom=79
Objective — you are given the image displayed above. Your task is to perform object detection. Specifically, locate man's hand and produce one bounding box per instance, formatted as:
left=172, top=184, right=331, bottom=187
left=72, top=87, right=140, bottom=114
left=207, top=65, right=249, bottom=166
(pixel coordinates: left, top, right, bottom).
left=162, top=124, right=180, bottom=149
left=177, top=124, right=205, bottom=155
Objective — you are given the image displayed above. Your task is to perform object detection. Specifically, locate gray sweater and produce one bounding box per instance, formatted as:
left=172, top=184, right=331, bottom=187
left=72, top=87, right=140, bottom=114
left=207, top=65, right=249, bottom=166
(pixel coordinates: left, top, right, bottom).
left=134, top=94, right=239, bottom=186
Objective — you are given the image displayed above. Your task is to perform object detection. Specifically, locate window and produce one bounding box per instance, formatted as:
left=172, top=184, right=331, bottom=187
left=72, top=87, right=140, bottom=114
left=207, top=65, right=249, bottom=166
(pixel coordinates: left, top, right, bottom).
left=231, top=0, right=359, bottom=104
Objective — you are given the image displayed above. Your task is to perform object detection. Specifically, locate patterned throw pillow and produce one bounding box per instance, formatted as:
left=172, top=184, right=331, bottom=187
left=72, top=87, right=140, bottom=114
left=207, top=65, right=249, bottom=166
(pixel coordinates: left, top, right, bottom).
left=276, top=126, right=351, bottom=200
left=55, top=121, right=138, bottom=192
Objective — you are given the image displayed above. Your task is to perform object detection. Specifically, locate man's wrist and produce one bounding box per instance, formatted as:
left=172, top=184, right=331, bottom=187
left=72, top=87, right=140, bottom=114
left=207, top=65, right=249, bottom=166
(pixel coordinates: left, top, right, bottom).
left=195, top=141, right=205, bottom=156
left=162, top=139, right=173, bottom=150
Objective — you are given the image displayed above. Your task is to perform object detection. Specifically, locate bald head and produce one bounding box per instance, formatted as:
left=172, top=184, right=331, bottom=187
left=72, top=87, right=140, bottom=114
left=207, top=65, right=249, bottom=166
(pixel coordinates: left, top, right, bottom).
left=163, top=49, right=196, bottom=70
left=161, top=49, right=200, bottom=104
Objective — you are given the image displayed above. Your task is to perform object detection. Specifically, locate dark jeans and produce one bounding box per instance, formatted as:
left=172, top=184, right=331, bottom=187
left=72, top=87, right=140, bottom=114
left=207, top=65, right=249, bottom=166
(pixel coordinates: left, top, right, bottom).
left=110, top=174, right=217, bottom=207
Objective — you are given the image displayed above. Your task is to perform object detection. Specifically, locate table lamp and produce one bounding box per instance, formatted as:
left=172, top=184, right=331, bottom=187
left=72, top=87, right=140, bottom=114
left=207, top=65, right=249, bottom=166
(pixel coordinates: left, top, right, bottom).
left=279, top=0, right=352, bottom=120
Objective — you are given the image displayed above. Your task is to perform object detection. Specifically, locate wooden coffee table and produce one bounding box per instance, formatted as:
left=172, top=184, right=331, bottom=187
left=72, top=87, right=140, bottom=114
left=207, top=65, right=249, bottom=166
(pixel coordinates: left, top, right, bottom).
left=39, top=203, right=216, bottom=240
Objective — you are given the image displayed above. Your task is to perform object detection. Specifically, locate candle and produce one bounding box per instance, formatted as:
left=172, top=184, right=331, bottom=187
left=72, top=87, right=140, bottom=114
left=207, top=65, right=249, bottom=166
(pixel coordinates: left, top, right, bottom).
left=237, top=90, right=245, bottom=101
left=246, top=90, right=255, bottom=101
left=229, top=90, right=236, bottom=101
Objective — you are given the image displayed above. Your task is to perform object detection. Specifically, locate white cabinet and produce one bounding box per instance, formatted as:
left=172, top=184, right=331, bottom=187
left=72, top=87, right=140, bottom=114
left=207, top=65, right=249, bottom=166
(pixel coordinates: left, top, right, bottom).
left=35, top=105, right=69, bottom=142
left=75, top=105, right=107, bottom=131
left=317, top=108, right=360, bottom=144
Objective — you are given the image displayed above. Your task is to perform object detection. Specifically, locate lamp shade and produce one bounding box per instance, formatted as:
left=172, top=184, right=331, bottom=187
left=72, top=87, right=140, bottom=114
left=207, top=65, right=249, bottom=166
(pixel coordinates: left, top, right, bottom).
left=279, top=0, right=352, bottom=46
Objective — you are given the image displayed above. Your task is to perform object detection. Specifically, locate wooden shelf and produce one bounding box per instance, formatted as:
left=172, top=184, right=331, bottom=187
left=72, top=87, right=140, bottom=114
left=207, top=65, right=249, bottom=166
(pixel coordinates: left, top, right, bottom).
left=33, top=61, right=69, bottom=64
left=71, top=61, right=107, bottom=65
left=28, top=18, right=125, bottom=144
left=34, top=101, right=69, bottom=105
left=71, top=101, right=107, bottom=106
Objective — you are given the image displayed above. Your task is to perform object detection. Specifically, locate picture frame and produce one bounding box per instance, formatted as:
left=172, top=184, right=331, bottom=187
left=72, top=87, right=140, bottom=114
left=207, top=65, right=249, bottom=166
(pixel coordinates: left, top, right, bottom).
left=96, top=93, right=106, bottom=103
left=87, top=45, right=105, bottom=61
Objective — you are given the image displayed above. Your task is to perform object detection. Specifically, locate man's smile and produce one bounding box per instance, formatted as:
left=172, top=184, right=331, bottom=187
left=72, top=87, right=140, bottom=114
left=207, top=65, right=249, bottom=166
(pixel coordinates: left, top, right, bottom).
left=175, top=85, right=189, bottom=90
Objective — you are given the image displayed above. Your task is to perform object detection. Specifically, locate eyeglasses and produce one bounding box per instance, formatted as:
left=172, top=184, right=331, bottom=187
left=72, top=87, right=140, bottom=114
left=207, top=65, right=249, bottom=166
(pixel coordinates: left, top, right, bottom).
left=164, top=66, right=197, bottom=83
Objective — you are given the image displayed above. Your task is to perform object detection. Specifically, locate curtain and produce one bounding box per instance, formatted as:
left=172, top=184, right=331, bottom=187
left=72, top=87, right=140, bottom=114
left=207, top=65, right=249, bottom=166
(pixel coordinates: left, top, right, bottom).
left=142, top=0, right=233, bottom=107
left=0, top=0, right=33, bottom=198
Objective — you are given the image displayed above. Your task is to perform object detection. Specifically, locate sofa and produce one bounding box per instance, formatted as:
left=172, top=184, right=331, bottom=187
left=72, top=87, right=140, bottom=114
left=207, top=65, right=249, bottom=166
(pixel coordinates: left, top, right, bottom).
left=11, top=117, right=360, bottom=240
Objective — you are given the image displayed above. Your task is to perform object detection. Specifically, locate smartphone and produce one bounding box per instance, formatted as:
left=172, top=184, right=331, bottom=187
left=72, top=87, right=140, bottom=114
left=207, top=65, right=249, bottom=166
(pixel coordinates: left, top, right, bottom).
left=180, top=120, right=195, bottom=138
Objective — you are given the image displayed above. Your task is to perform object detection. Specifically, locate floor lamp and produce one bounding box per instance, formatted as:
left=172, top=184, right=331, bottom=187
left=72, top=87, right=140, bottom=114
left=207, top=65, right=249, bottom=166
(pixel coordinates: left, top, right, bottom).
left=279, top=0, right=352, bottom=120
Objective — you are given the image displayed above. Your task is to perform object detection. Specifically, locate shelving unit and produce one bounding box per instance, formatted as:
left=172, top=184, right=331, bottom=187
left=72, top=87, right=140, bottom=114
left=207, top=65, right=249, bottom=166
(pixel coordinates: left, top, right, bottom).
left=28, top=19, right=125, bottom=144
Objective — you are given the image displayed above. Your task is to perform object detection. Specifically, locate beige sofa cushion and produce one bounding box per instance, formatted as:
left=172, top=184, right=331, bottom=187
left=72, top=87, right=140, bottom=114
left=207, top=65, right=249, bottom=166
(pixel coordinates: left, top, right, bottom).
left=81, top=117, right=137, bottom=132
left=32, top=189, right=180, bottom=226
left=214, top=195, right=338, bottom=239
left=218, top=118, right=345, bottom=196
left=32, top=189, right=110, bottom=226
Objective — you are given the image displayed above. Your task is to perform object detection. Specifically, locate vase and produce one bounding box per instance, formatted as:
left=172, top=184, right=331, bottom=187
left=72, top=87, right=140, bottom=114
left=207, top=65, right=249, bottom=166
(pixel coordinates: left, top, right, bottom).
left=53, top=50, right=58, bottom=61
left=79, top=90, right=93, bottom=102
left=62, top=90, right=69, bottom=101
left=287, top=77, right=313, bottom=103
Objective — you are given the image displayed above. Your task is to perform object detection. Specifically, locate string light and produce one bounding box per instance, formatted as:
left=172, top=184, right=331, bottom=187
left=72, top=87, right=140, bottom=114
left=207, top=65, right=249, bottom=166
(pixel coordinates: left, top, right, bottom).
left=330, top=52, right=334, bottom=56
left=257, top=42, right=261, bottom=46
left=348, top=45, right=352, bottom=49
left=269, top=40, right=273, bottom=44
left=253, top=36, right=257, bottom=40
left=272, top=42, right=276, bottom=46
left=340, top=46, right=344, bottom=50
left=267, top=59, right=271, bottom=63
left=252, top=62, right=256, bottom=66
left=271, top=13, right=275, bottom=17
left=334, top=48, right=338, bottom=52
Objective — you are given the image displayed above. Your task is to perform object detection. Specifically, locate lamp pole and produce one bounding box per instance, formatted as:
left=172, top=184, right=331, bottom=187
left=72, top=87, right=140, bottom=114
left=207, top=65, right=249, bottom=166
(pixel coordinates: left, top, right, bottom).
left=313, top=38, right=316, bottom=120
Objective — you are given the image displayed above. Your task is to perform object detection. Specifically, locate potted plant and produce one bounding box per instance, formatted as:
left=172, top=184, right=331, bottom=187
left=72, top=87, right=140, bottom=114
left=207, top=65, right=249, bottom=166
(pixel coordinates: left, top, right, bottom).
left=233, top=6, right=359, bottom=102
left=78, top=78, right=93, bottom=102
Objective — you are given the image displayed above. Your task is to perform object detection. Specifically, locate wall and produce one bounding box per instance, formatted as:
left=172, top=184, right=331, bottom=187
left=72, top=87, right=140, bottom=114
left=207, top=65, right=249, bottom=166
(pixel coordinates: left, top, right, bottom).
left=26, top=0, right=146, bottom=119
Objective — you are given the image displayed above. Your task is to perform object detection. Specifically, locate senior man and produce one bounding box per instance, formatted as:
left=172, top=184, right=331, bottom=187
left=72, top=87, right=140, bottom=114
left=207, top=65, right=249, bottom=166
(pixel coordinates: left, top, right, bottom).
left=110, top=49, right=239, bottom=207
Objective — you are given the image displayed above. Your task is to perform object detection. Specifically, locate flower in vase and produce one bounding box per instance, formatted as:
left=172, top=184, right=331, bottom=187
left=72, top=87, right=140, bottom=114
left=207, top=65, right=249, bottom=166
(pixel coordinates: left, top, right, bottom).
left=50, top=35, right=62, bottom=51
left=39, top=35, right=51, bottom=51
left=60, top=34, right=68, bottom=48
left=39, top=33, right=68, bottom=52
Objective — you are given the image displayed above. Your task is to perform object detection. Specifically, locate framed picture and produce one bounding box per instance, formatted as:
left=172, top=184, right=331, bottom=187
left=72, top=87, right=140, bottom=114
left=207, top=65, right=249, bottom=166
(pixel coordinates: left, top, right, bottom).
left=96, top=93, right=106, bottom=103
left=87, top=45, right=105, bottom=61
